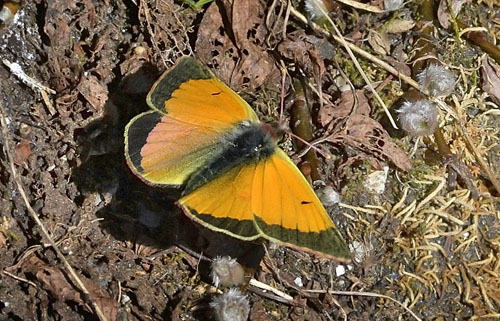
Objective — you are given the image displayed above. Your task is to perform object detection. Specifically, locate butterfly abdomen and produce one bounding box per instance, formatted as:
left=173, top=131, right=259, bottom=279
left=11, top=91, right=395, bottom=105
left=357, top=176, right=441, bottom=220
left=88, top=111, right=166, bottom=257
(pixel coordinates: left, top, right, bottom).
left=183, top=122, right=274, bottom=195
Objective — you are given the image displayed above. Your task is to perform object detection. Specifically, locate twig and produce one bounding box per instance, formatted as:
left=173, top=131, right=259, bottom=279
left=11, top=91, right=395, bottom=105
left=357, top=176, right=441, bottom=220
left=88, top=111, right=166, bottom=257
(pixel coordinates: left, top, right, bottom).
left=316, top=0, right=397, bottom=128
left=335, top=0, right=383, bottom=13
left=249, top=278, right=294, bottom=303
left=2, top=59, right=57, bottom=115
left=0, top=101, right=108, bottom=321
left=2, top=59, right=56, bottom=95
left=2, top=269, right=39, bottom=288
left=140, top=2, right=168, bottom=68
left=459, top=124, right=500, bottom=195
left=249, top=276, right=421, bottom=320
left=290, top=6, right=420, bottom=89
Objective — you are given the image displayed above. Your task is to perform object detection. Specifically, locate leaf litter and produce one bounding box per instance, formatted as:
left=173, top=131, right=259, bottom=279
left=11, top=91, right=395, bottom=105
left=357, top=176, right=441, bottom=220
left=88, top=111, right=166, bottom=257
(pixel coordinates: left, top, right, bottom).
left=0, top=0, right=499, bottom=320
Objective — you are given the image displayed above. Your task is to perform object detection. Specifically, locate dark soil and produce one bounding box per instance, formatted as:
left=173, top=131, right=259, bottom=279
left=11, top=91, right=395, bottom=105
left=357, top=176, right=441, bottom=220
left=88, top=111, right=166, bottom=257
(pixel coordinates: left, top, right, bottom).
left=1, top=1, right=499, bottom=320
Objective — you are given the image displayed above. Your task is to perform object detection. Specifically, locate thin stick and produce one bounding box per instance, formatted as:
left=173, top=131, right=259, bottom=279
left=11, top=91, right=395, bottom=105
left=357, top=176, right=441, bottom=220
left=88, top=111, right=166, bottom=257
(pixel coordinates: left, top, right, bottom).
left=0, top=102, right=108, bottom=321
left=249, top=278, right=294, bottom=302
left=289, top=6, right=420, bottom=93
left=250, top=277, right=422, bottom=321
left=2, top=59, right=56, bottom=95
left=2, top=59, right=57, bottom=115
left=292, top=2, right=500, bottom=197
left=279, top=61, right=287, bottom=124
left=2, top=269, right=39, bottom=288
left=287, top=130, right=332, bottom=160
left=302, top=1, right=398, bottom=129
left=459, top=124, right=500, bottom=195
left=335, top=0, right=383, bottom=13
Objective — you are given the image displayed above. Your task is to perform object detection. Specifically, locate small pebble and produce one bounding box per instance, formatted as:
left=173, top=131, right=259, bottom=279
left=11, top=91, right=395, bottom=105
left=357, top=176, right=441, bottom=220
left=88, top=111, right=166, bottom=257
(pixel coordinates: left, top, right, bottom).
left=294, top=276, right=303, bottom=287
left=335, top=265, right=346, bottom=277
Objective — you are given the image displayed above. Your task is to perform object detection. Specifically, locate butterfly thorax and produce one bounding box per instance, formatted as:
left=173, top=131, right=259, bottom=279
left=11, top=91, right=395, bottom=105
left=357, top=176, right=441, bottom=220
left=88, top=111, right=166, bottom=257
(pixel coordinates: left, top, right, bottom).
left=183, top=121, right=275, bottom=195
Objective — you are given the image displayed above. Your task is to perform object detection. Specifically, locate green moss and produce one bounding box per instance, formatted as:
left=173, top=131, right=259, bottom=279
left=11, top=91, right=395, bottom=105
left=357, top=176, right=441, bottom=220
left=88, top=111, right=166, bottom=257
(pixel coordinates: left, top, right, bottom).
left=0, top=216, right=20, bottom=243
left=340, top=161, right=374, bottom=204
left=401, top=157, right=435, bottom=181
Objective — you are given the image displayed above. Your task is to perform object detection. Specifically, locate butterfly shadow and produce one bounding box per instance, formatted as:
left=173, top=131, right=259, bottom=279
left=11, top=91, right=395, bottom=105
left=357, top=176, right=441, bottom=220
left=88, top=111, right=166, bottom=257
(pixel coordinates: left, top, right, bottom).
left=72, top=65, right=265, bottom=286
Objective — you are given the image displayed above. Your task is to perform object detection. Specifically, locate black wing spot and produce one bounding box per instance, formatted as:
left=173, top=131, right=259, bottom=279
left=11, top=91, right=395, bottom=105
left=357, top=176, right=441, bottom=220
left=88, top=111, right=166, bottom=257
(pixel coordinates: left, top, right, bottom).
left=211, top=91, right=222, bottom=95
left=301, top=201, right=312, bottom=205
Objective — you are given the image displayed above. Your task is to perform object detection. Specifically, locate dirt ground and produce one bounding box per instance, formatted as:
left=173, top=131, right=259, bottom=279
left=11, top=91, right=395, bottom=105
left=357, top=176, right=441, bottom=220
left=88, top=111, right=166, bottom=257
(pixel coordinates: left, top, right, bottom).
left=0, top=0, right=499, bottom=320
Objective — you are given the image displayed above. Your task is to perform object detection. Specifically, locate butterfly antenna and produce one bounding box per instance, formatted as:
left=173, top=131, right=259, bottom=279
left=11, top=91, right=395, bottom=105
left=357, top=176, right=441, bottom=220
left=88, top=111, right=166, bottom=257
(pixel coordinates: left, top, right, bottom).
left=278, top=61, right=332, bottom=160
left=286, top=131, right=332, bottom=160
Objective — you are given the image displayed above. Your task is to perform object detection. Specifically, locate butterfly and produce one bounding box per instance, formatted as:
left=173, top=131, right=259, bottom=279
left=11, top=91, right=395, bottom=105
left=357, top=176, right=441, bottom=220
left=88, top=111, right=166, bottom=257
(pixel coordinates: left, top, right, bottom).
left=124, top=57, right=350, bottom=261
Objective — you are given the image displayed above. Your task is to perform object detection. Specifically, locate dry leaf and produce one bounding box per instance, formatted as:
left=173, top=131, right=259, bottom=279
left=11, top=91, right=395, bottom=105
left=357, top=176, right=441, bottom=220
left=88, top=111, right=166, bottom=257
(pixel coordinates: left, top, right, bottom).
left=367, top=30, right=391, bottom=55
left=324, top=90, right=411, bottom=171
left=320, top=101, right=339, bottom=128
left=77, top=75, right=108, bottom=110
left=328, top=114, right=412, bottom=171
left=386, top=19, right=415, bottom=34
left=21, top=256, right=118, bottom=321
left=196, top=0, right=276, bottom=90
left=437, top=0, right=469, bottom=29
left=320, top=89, right=370, bottom=127
left=13, top=139, right=31, bottom=165
left=481, top=56, right=500, bottom=105
left=278, top=31, right=326, bottom=86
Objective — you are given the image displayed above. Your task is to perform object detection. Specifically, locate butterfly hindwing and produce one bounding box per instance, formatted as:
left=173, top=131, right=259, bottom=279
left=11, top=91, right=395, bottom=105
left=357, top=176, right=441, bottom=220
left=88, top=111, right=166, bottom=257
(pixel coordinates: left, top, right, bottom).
left=178, top=148, right=350, bottom=261
left=253, top=150, right=350, bottom=260
left=178, top=162, right=260, bottom=239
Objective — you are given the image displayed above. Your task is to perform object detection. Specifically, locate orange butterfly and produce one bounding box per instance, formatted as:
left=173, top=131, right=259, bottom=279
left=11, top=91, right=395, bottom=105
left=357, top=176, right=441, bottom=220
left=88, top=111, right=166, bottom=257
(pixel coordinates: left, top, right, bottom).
left=124, top=57, right=350, bottom=261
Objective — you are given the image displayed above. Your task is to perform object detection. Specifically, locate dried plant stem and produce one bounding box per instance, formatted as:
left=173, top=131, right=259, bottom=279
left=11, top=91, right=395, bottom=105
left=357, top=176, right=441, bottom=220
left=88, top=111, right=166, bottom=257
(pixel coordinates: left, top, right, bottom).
left=291, top=77, right=321, bottom=181
left=412, top=0, right=438, bottom=74
left=459, top=125, right=500, bottom=195
left=290, top=3, right=399, bottom=129
left=433, top=125, right=452, bottom=158
left=0, top=102, right=108, bottom=321
left=250, top=278, right=421, bottom=320
left=1, top=269, right=39, bottom=288
left=290, top=6, right=420, bottom=89
left=458, top=22, right=500, bottom=64
left=291, top=1, right=499, bottom=197
left=444, top=0, right=500, bottom=62
left=2, top=59, right=57, bottom=115
left=431, top=4, right=500, bottom=195
left=334, top=0, right=382, bottom=13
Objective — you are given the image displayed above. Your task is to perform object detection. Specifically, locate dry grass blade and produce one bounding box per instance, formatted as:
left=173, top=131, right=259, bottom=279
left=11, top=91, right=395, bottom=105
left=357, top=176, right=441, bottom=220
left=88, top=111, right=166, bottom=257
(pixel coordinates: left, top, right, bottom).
left=336, top=0, right=383, bottom=13
left=1, top=269, right=38, bottom=288
left=306, top=0, right=397, bottom=128
left=0, top=101, right=109, bottom=321
left=292, top=0, right=398, bottom=129
left=305, top=289, right=423, bottom=321
left=288, top=6, right=419, bottom=90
